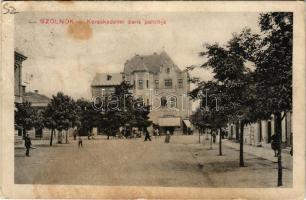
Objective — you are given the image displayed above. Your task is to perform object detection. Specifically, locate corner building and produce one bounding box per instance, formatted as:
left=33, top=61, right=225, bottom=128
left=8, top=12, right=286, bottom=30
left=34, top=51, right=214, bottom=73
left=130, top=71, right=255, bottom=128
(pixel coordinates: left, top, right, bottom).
left=123, top=51, right=192, bottom=134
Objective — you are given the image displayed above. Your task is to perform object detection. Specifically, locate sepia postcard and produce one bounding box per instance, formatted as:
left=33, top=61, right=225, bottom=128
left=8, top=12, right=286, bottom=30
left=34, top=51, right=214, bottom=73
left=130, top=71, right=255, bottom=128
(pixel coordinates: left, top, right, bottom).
left=0, top=1, right=305, bottom=199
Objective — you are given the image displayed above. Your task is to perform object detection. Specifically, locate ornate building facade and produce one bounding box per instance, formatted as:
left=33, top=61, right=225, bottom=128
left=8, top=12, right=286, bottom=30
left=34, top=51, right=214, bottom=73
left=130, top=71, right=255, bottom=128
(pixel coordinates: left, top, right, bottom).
left=91, top=51, right=192, bottom=134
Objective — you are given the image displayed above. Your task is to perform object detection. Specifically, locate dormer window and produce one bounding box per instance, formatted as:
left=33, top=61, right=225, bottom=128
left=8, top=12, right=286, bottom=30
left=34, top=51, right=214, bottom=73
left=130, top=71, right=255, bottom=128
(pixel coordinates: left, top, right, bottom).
left=107, top=75, right=112, bottom=81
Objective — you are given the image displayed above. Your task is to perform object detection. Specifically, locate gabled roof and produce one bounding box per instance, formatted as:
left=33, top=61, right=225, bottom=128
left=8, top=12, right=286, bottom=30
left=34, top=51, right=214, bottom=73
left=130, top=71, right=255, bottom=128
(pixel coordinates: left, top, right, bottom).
left=124, top=51, right=180, bottom=74
left=91, top=73, right=123, bottom=86
left=23, top=91, right=50, bottom=104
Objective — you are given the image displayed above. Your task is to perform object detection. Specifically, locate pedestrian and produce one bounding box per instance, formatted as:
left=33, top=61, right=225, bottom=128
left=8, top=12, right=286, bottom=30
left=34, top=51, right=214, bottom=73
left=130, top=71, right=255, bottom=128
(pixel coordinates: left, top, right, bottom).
left=144, top=129, right=151, bottom=141
left=24, top=134, right=32, bottom=157
left=165, top=130, right=171, bottom=143
left=78, top=135, right=83, bottom=148
left=271, top=134, right=279, bottom=157
left=212, top=131, right=216, bottom=143
left=73, top=129, right=77, bottom=140
left=155, top=128, right=160, bottom=138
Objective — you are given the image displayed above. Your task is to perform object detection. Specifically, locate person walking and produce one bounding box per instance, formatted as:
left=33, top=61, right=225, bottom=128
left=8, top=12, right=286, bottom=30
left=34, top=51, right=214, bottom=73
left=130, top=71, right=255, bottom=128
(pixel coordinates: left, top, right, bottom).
left=212, top=131, right=216, bottom=144
left=271, top=134, right=279, bottom=157
left=78, top=135, right=83, bottom=148
left=155, top=128, right=160, bottom=138
left=144, top=129, right=151, bottom=141
left=73, top=129, right=77, bottom=140
left=25, top=134, right=32, bottom=157
left=165, top=130, right=171, bottom=143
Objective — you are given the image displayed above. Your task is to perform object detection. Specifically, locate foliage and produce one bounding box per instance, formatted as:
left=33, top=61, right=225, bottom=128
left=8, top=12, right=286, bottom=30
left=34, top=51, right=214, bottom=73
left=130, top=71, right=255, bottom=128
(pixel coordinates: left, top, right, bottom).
left=15, top=101, right=36, bottom=133
left=255, top=12, right=293, bottom=118
left=44, top=92, right=80, bottom=133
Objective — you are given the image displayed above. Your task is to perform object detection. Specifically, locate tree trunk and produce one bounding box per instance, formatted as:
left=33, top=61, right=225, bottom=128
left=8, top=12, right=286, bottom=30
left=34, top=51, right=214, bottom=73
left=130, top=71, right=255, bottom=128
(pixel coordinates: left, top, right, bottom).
left=210, top=130, right=213, bottom=149
left=23, top=128, right=27, bottom=140
left=259, top=120, right=262, bottom=142
left=239, top=122, right=245, bottom=167
left=275, top=112, right=283, bottom=186
left=199, top=130, right=201, bottom=144
left=235, top=122, right=240, bottom=141
left=65, top=130, right=68, bottom=144
left=50, top=129, right=54, bottom=146
left=219, top=128, right=222, bottom=156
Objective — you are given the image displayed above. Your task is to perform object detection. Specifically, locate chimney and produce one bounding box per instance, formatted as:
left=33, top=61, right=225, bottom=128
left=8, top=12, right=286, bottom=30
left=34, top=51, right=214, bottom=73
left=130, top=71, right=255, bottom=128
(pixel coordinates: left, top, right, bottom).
left=34, top=90, right=38, bottom=94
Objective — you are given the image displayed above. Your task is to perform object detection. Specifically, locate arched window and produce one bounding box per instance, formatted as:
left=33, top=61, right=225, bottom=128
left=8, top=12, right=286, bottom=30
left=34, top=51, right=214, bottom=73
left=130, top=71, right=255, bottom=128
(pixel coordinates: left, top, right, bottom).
left=168, top=96, right=177, bottom=108
left=161, top=96, right=167, bottom=107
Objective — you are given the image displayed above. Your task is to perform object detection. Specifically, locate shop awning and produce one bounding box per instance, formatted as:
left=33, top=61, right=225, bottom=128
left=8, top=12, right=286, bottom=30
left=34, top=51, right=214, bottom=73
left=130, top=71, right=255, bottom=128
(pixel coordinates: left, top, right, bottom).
left=183, top=119, right=192, bottom=128
left=158, top=117, right=181, bottom=127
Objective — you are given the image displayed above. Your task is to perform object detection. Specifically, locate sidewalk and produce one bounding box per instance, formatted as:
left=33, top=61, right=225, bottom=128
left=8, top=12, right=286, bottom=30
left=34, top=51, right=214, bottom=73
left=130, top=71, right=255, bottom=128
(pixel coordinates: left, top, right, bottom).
left=223, top=139, right=293, bottom=170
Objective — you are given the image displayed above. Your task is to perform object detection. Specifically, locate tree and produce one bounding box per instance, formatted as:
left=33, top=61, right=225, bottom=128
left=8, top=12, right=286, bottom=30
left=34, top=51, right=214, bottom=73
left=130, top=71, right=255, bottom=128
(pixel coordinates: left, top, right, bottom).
left=33, top=109, right=45, bottom=138
left=44, top=92, right=79, bottom=144
left=255, top=12, right=293, bottom=186
left=190, top=81, right=228, bottom=155
left=15, top=101, right=36, bottom=139
left=77, top=98, right=101, bottom=139
left=198, top=28, right=259, bottom=166
left=133, top=99, right=152, bottom=132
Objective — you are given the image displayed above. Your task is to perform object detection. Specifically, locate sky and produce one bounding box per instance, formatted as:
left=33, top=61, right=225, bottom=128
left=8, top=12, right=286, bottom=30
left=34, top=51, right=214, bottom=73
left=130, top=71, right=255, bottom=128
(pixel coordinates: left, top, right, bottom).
left=15, top=11, right=261, bottom=100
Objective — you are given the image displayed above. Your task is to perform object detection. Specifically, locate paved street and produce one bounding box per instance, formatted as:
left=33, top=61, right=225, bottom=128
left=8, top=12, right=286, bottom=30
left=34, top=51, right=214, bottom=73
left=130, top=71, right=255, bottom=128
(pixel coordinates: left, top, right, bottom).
left=15, top=135, right=292, bottom=187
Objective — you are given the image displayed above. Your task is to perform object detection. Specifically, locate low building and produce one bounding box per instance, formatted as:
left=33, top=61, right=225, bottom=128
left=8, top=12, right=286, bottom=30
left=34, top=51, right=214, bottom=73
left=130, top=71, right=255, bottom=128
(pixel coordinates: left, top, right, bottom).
left=23, top=90, right=51, bottom=139
left=228, top=112, right=292, bottom=148
left=23, top=90, right=51, bottom=109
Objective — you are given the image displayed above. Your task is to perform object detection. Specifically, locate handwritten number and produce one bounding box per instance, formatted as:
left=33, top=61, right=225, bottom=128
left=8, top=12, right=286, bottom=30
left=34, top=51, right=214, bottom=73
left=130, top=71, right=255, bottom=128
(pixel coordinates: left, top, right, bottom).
left=2, top=3, right=18, bottom=14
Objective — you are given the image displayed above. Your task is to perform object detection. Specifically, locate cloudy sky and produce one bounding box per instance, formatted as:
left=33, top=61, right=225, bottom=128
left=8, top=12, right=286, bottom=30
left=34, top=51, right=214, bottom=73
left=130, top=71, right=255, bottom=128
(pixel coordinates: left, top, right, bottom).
left=15, top=11, right=261, bottom=100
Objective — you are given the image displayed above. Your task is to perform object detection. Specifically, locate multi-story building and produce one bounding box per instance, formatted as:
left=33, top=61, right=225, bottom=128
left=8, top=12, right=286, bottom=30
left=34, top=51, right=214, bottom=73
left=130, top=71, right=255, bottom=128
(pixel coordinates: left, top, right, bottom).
left=14, top=50, right=27, bottom=104
left=14, top=50, right=27, bottom=142
left=91, top=73, right=123, bottom=98
left=91, top=51, right=192, bottom=134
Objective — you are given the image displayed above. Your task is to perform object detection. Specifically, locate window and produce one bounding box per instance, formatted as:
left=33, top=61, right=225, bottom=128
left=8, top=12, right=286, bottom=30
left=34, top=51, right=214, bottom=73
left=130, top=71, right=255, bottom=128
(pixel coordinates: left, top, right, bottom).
left=169, top=96, right=177, bottom=108
left=107, top=75, right=112, bottom=81
left=146, top=80, right=149, bottom=88
left=147, top=99, right=149, bottom=105
left=178, top=79, right=183, bottom=88
left=166, top=68, right=170, bottom=73
left=134, top=80, right=136, bottom=89
left=138, top=80, right=143, bottom=89
left=154, top=80, right=159, bottom=89
left=161, top=97, right=167, bottom=107
left=164, top=79, right=172, bottom=88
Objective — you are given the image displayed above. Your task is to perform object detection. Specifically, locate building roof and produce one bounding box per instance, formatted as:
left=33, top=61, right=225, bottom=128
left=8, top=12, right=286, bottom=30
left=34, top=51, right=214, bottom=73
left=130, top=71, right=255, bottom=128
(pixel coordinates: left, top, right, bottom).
left=91, top=73, right=123, bottom=86
left=23, top=91, right=51, bottom=104
left=124, top=51, right=180, bottom=74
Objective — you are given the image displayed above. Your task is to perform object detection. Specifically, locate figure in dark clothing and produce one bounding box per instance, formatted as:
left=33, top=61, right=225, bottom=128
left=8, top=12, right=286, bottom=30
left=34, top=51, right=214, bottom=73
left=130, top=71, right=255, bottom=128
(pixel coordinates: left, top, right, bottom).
left=212, top=132, right=216, bottom=143
left=78, top=135, right=83, bottom=148
left=73, top=129, right=77, bottom=140
left=165, top=130, right=171, bottom=143
left=25, top=134, right=32, bottom=157
left=271, top=134, right=280, bottom=157
left=144, top=129, right=151, bottom=141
